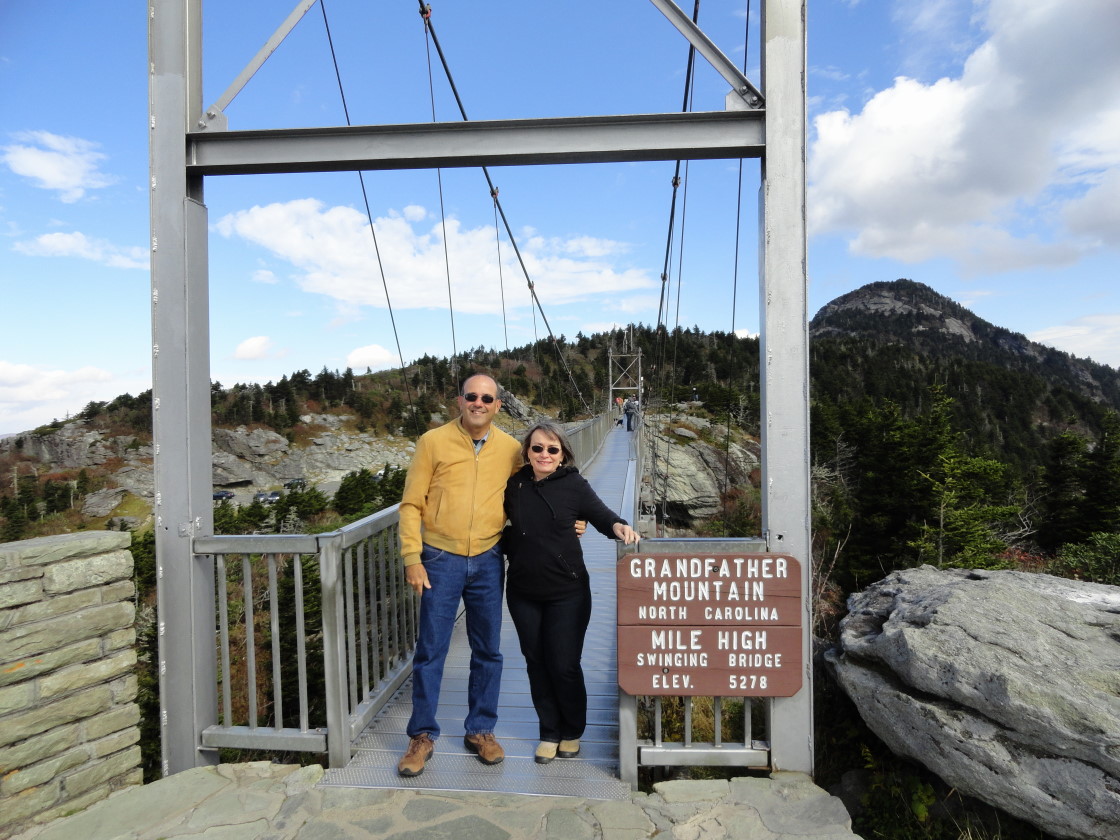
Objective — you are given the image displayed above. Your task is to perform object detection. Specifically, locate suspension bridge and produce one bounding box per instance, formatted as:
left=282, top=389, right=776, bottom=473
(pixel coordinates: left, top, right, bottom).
left=151, top=0, right=811, bottom=793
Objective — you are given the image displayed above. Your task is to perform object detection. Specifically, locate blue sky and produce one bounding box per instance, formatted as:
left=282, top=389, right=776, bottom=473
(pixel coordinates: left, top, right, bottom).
left=2, top=0, right=1118, bottom=435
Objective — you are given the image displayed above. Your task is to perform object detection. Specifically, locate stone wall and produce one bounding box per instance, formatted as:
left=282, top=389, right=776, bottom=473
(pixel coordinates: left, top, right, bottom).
left=0, top=531, right=141, bottom=839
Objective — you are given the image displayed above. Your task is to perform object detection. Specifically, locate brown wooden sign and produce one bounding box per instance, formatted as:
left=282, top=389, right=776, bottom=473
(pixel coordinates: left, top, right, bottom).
left=617, top=553, right=803, bottom=697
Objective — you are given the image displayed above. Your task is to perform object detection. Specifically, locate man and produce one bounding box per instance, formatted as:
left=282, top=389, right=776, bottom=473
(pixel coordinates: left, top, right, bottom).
left=395, top=374, right=521, bottom=777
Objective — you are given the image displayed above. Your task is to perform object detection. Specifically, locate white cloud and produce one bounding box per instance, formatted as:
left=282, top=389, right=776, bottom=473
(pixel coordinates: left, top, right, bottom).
left=251, top=269, right=278, bottom=284
left=347, top=344, right=398, bottom=371
left=1030, top=314, right=1120, bottom=370
left=1, top=131, right=116, bottom=202
left=809, top=0, right=1120, bottom=273
left=0, top=360, right=118, bottom=433
left=1062, top=166, right=1120, bottom=249
left=14, top=231, right=148, bottom=269
left=580, top=321, right=627, bottom=335
left=233, top=336, right=276, bottom=360
left=214, top=199, right=656, bottom=315
left=561, top=236, right=628, bottom=258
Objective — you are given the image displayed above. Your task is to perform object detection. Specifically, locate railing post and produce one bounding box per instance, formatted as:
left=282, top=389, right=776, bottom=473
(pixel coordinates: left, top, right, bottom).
left=319, top=532, right=351, bottom=767
left=618, top=689, right=639, bottom=789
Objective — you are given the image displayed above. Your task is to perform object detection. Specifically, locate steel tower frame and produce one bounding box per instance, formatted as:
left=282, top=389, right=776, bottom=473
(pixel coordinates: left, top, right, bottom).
left=148, top=0, right=810, bottom=776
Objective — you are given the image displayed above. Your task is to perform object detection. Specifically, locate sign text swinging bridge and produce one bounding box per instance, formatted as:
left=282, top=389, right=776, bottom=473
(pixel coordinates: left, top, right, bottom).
left=150, top=0, right=811, bottom=786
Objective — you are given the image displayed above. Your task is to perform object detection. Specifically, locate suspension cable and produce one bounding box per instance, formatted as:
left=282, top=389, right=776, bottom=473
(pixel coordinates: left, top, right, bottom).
left=319, top=0, right=425, bottom=435
left=723, top=0, right=753, bottom=496
left=422, top=19, right=459, bottom=384
left=417, top=2, right=593, bottom=417
left=650, top=0, right=702, bottom=535
left=492, top=189, right=509, bottom=350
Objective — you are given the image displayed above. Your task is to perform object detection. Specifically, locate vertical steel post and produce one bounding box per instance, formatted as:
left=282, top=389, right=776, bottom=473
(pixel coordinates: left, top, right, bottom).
left=319, top=533, right=352, bottom=767
left=759, top=0, right=812, bottom=773
left=148, top=0, right=218, bottom=774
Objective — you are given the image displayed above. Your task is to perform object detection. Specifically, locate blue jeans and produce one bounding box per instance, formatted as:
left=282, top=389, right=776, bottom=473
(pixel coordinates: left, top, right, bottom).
left=407, top=543, right=504, bottom=740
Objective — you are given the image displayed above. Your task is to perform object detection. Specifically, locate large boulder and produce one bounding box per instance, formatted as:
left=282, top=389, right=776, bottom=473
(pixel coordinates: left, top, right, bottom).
left=825, top=566, right=1120, bottom=840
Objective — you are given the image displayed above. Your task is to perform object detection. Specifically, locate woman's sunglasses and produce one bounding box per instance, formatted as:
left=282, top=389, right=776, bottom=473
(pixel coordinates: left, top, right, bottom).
left=462, top=392, right=496, bottom=404
left=530, top=444, right=561, bottom=455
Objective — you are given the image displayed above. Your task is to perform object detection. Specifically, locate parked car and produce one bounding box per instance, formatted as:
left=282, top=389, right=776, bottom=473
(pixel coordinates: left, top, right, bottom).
left=212, top=490, right=235, bottom=501
left=252, top=492, right=272, bottom=505
left=267, top=491, right=282, bottom=503
left=283, top=478, right=307, bottom=491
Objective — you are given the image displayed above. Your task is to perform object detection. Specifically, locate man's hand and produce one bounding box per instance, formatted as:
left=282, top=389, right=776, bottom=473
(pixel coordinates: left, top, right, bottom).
left=574, top=519, right=587, bottom=537
left=405, top=564, right=431, bottom=595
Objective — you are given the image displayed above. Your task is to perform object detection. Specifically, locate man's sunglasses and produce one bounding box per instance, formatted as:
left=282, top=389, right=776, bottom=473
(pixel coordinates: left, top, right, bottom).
left=530, top=444, right=561, bottom=455
left=462, top=392, right=496, bottom=404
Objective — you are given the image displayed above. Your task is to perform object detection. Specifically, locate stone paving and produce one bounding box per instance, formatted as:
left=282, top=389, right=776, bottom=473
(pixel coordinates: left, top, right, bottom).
left=10, top=762, right=863, bottom=840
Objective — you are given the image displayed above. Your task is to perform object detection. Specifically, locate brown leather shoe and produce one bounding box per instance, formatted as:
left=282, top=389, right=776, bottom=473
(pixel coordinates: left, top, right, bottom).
left=397, top=733, right=434, bottom=777
left=463, top=732, right=505, bottom=765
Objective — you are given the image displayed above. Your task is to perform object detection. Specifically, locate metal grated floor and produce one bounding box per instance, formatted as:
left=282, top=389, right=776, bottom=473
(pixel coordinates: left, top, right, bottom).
left=320, top=426, right=636, bottom=800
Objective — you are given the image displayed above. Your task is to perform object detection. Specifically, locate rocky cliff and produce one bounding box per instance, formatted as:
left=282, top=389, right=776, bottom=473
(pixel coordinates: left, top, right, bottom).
left=0, top=413, right=419, bottom=508
left=3, top=407, right=752, bottom=532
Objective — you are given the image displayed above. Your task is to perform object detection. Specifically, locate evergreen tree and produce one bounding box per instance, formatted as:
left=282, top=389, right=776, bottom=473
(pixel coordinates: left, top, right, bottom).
left=213, top=498, right=240, bottom=535
left=42, top=479, right=70, bottom=514
left=16, top=474, right=40, bottom=522
left=1, top=495, right=28, bottom=541
left=909, top=452, right=1018, bottom=567
left=1037, top=432, right=1090, bottom=552
left=1081, top=411, right=1120, bottom=534
left=76, top=468, right=92, bottom=496
left=333, top=469, right=380, bottom=517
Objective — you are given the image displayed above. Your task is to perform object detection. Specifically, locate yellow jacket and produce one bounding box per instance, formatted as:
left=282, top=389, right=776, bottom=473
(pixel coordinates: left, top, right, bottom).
left=399, top=417, right=522, bottom=566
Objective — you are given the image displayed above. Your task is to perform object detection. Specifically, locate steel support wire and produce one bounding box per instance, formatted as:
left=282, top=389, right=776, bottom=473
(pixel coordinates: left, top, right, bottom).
left=320, top=0, right=424, bottom=435
left=418, top=1, right=593, bottom=417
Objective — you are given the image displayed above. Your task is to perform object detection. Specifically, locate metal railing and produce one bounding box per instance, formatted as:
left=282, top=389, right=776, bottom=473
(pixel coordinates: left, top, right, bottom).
left=194, top=505, right=416, bottom=767
left=191, top=410, right=779, bottom=780
left=191, top=411, right=615, bottom=768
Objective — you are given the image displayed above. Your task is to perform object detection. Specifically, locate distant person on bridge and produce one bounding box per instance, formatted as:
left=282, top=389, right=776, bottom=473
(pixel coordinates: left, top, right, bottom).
left=396, top=373, right=521, bottom=777
left=623, top=396, right=638, bottom=431
left=502, top=421, right=639, bottom=765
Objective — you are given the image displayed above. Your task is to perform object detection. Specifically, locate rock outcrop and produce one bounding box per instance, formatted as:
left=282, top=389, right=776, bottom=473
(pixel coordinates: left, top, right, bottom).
left=0, top=417, right=417, bottom=509
left=825, top=566, right=1120, bottom=840
left=2, top=421, right=144, bottom=469
left=641, top=413, right=759, bottom=527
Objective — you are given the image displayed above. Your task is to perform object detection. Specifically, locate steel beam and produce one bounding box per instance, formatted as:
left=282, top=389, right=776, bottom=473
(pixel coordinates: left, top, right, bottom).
left=149, top=0, right=219, bottom=776
left=759, top=0, right=812, bottom=774
left=648, top=0, right=763, bottom=107
left=187, top=111, right=764, bottom=176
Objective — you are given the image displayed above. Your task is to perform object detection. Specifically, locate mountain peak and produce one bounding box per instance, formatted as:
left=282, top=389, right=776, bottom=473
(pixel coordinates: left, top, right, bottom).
left=812, top=279, right=982, bottom=342
left=810, top=278, right=1120, bottom=406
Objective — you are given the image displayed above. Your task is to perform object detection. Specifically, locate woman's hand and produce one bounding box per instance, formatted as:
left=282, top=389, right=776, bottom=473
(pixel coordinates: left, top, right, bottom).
left=613, top=522, right=639, bottom=544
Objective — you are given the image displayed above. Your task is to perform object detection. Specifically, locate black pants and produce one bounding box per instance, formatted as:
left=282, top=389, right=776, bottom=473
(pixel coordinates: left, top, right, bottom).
left=506, top=580, right=592, bottom=742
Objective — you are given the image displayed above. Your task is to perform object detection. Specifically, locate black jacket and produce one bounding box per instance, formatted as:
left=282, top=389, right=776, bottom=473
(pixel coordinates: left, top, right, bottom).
left=503, top=464, right=626, bottom=599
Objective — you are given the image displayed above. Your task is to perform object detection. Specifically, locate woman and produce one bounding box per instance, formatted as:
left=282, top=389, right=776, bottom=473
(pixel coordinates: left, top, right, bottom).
left=503, top=421, right=639, bottom=764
